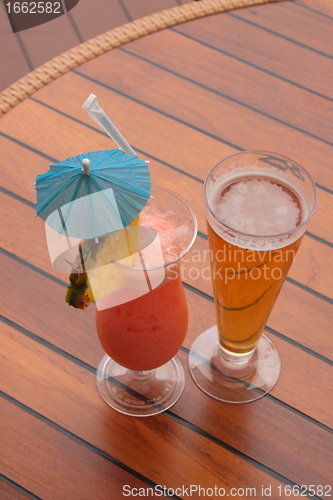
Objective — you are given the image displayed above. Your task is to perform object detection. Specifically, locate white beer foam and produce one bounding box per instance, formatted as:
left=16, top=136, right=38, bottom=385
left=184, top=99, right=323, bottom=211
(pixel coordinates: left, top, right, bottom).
left=213, top=178, right=300, bottom=236
left=207, top=173, right=309, bottom=250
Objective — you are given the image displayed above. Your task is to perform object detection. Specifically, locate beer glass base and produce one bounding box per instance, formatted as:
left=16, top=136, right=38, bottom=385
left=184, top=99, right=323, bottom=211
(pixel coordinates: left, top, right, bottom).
left=96, top=354, right=185, bottom=416
left=188, top=326, right=281, bottom=403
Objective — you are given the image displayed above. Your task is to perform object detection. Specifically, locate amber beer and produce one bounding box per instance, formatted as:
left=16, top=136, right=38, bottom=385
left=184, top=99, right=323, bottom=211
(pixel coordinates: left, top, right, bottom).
left=206, top=164, right=311, bottom=359
left=207, top=222, right=303, bottom=356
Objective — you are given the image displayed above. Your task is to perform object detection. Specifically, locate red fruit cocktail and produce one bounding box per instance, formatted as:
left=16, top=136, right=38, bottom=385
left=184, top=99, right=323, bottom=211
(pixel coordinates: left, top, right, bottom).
left=96, top=271, right=188, bottom=371
left=95, top=187, right=197, bottom=417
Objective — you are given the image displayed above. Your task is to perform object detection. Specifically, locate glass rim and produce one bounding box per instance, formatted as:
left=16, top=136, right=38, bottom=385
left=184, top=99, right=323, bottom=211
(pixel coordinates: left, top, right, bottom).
left=203, top=150, right=318, bottom=239
left=112, top=185, right=198, bottom=272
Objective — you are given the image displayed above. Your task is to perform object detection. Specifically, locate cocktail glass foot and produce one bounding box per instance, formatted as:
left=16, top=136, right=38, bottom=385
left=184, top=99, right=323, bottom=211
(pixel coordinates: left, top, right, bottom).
left=96, top=354, right=185, bottom=416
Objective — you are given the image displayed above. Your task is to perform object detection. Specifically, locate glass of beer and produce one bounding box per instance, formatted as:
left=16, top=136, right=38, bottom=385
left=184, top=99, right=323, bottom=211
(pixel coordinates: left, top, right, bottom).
left=188, top=151, right=317, bottom=403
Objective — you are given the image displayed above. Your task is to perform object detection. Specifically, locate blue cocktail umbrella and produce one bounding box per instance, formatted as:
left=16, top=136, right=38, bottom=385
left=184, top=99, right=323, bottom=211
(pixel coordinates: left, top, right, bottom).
left=36, top=94, right=151, bottom=240
left=35, top=148, right=151, bottom=239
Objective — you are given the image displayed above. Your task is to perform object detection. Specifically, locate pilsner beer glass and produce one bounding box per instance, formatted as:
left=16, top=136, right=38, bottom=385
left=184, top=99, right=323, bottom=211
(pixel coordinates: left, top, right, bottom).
left=189, top=151, right=317, bottom=403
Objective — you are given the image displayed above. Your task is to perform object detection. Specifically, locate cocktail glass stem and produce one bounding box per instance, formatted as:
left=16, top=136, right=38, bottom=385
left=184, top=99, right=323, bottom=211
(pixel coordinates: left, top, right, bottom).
left=127, top=370, right=154, bottom=380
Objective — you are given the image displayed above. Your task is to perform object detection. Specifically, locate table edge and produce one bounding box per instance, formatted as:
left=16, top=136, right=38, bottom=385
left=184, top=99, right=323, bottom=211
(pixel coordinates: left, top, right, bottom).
left=0, top=0, right=287, bottom=118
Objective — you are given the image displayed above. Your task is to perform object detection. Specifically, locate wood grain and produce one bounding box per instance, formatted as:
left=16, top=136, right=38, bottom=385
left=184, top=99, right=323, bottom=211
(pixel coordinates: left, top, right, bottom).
left=0, top=398, right=153, bottom=500
left=0, top=77, right=234, bottom=193
left=0, top=188, right=333, bottom=359
left=231, top=1, right=333, bottom=57
left=287, top=236, right=333, bottom=299
left=2, top=74, right=333, bottom=245
left=0, top=323, right=288, bottom=498
left=16, top=12, right=80, bottom=70
left=0, top=133, right=55, bottom=203
left=1, top=2, right=332, bottom=498
left=1, top=123, right=332, bottom=355
left=0, top=480, right=33, bottom=500
left=122, top=28, right=333, bottom=147
left=176, top=9, right=333, bottom=101
left=1, top=116, right=332, bottom=247
left=68, top=0, right=128, bottom=42
left=174, top=357, right=333, bottom=487
left=1, top=250, right=332, bottom=427
left=76, top=46, right=333, bottom=189
left=4, top=67, right=332, bottom=216
left=268, top=280, right=333, bottom=360
left=1, top=321, right=332, bottom=492
left=286, top=0, right=333, bottom=20
left=0, top=3, right=31, bottom=92
left=122, top=0, right=180, bottom=21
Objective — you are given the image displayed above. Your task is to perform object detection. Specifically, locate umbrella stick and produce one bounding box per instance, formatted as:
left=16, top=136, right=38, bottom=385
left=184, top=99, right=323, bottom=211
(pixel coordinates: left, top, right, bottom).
left=138, top=250, right=153, bottom=292
left=58, top=207, right=73, bottom=249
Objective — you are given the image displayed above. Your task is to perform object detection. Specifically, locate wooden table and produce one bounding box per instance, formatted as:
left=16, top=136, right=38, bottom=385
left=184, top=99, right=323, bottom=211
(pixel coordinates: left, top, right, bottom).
left=1, top=0, right=332, bottom=498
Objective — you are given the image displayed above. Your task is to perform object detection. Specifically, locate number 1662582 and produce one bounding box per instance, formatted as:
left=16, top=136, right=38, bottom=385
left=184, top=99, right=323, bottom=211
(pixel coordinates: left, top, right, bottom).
left=5, top=2, right=62, bottom=14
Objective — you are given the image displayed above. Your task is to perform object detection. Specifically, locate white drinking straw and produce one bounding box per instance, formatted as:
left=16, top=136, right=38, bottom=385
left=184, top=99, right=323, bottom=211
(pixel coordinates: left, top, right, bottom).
left=82, top=94, right=136, bottom=156
left=82, top=94, right=153, bottom=238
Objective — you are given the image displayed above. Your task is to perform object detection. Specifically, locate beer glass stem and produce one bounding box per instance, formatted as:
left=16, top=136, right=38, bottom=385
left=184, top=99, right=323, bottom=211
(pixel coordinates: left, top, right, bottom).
left=220, top=345, right=255, bottom=365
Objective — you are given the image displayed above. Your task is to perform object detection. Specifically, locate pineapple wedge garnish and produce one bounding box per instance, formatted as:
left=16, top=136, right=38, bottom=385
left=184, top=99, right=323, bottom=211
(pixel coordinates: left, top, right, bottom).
left=66, top=217, right=140, bottom=309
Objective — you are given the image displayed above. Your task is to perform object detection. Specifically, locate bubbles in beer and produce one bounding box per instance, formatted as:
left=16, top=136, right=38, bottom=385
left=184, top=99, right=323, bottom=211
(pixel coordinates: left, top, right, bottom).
left=214, top=177, right=301, bottom=236
left=276, top=206, right=288, bottom=215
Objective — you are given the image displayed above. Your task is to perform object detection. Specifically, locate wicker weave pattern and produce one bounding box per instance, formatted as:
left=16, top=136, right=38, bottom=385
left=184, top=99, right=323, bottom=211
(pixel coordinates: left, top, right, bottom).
left=0, top=0, right=286, bottom=117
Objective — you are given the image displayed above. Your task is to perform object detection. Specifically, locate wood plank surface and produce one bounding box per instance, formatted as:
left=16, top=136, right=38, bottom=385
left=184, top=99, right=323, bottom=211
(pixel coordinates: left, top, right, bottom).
left=16, top=13, right=80, bottom=70
left=0, top=480, right=34, bottom=500
left=120, top=29, right=333, bottom=146
left=1, top=89, right=332, bottom=301
left=268, top=281, right=333, bottom=360
left=0, top=0, right=184, bottom=93
left=1, top=78, right=232, bottom=194
left=0, top=323, right=289, bottom=498
left=67, top=0, right=128, bottom=42
left=1, top=320, right=332, bottom=492
left=1, top=396, right=152, bottom=500
left=0, top=54, right=332, bottom=346
left=0, top=3, right=31, bottom=90
left=1, top=113, right=333, bottom=246
left=2, top=185, right=333, bottom=366
left=1, top=248, right=332, bottom=428
left=75, top=47, right=333, bottom=189
left=122, top=0, right=180, bottom=21
left=176, top=8, right=333, bottom=101
left=1, top=2, right=332, bottom=499
left=231, top=1, right=333, bottom=57
left=294, top=0, right=333, bottom=19
left=1, top=95, right=333, bottom=246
